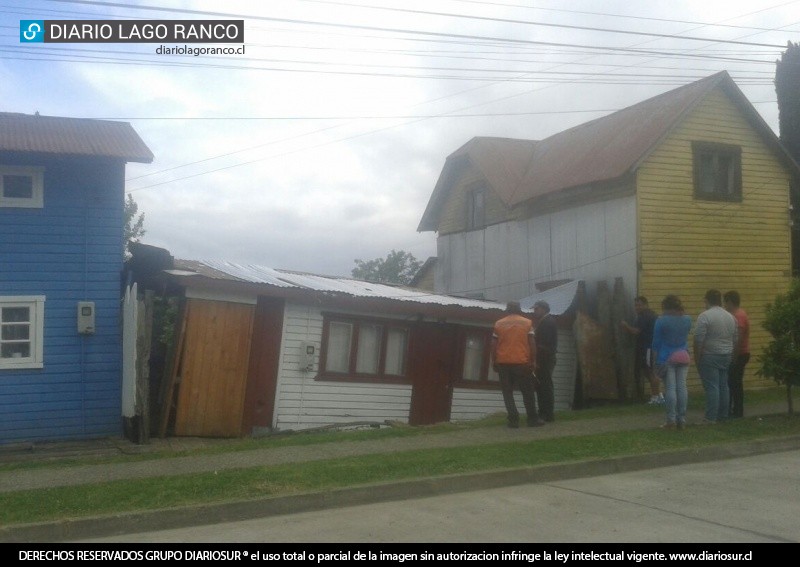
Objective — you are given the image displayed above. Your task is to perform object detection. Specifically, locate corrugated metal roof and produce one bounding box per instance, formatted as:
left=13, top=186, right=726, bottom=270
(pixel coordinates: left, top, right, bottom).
left=0, top=112, right=153, bottom=163
left=172, top=259, right=506, bottom=311
left=519, top=279, right=580, bottom=316
left=420, top=71, right=800, bottom=231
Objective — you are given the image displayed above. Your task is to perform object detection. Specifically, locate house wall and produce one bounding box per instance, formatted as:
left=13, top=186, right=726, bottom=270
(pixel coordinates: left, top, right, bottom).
left=434, top=194, right=638, bottom=303
left=637, top=88, right=793, bottom=387
left=272, top=303, right=414, bottom=431
left=271, top=302, right=578, bottom=431
left=450, top=327, right=577, bottom=420
left=0, top=156, right=125, bottom=444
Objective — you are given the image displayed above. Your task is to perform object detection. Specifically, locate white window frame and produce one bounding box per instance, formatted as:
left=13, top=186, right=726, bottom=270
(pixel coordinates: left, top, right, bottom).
left=0, top=296, right=45, bottom=369
left=0, top=165, right=44, bottom=208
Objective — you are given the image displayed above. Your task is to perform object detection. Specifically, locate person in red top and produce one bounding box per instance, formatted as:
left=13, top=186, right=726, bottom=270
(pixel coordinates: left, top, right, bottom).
left=491, top=301, right=545, bottom=429
left=724, top=290, right=750, bottom=418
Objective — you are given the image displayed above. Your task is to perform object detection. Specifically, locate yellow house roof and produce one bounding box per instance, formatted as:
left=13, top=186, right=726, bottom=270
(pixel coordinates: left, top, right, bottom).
left=419, top=71, right=800, bottom=232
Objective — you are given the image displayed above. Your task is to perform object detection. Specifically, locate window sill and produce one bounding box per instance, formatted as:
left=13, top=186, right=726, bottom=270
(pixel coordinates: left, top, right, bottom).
left=315, top=372, right=411, bottom=385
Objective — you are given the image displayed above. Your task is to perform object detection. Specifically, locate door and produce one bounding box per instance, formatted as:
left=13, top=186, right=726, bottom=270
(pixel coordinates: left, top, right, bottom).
left=407, top=322, right=457, bottom=426
left=174, top=299, right=255, bottom=437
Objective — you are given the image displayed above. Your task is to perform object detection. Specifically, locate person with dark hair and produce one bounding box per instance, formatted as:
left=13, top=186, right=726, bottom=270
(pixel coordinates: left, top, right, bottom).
left=652, top=295, right=692, bottom=429
left=621, top=296, right=662, bottom=404
left=724, top=290, right=750, bottom=418
left=694, top=289, right=738, bottom=424
left=491, top=301, right=545, bottom=428
left=533, top=300, right=557, bottom=422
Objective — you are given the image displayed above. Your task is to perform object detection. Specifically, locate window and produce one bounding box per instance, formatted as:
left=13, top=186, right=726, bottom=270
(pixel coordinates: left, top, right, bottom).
left=692, top=142, right=741, bottom=202
left=457, top=328, right=499, bottom=386
left=321, top=315, right=409, bottom=380
left=0, top=296, right=44, bottom=369
left=466, top=185, right=485, bottom=230
left=0, top=166, right=44, bottom=208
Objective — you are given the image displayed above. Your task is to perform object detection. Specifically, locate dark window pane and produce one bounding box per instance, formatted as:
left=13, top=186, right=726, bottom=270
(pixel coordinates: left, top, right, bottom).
left=2, top=324, right=30, bottom=340
left=1, top=343, right=30, bottom=359
left=3, top=175, right=33, bottom=199
left=1, top=307, right=30, bottom=323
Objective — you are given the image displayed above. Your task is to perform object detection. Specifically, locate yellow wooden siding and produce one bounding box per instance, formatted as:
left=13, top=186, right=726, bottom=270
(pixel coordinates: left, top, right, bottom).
left=637, top=88, right=792, bottom=388
left=437, top=169, right=514, bottom=235
left=174, top=299, right=256, bottom=437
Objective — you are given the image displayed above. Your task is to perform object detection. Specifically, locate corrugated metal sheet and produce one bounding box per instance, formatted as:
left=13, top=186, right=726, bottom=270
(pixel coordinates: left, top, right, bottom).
left=519, top=279, right=580, bottom=316
left=0, top=112, right=153, bottom=163
left=172, top=259, right=506, bottom=311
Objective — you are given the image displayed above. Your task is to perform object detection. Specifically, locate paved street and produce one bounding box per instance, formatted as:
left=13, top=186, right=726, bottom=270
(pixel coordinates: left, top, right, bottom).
left=78, top=448, right=800, bottom=543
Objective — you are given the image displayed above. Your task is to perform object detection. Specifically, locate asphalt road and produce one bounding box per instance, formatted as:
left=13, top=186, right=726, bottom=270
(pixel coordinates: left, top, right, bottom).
left=76, top=448, right=800, bottom=544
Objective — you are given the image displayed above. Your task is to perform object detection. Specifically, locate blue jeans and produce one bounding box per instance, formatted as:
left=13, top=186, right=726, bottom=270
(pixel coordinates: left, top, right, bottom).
left=698, top=354, right=732, bottom=422
left=663, top=363, right=688, bottom=425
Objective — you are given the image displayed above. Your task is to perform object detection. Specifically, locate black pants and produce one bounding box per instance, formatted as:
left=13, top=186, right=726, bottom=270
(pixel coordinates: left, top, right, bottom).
left=498, top=364, right=539, bottom=426
left=729, top=353, right=750, bottom=418
left=536, top=354, right=556, bottom=421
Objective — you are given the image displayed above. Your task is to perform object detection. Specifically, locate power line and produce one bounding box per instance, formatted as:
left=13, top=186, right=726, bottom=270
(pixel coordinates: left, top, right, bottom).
left=293, top=0, right=791, bottom=49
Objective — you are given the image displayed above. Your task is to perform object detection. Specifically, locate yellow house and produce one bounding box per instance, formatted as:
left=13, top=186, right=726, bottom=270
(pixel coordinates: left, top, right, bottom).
left=419, top=71, right=800, bottom=391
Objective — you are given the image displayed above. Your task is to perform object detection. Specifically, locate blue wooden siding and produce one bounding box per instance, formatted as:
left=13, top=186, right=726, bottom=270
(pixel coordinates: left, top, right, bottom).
left=0, top=156, right=125, bottom=444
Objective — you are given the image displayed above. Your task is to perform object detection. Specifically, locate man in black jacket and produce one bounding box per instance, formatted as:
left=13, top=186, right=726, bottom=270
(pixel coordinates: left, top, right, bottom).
left=533, top=300, right=558, bottom=422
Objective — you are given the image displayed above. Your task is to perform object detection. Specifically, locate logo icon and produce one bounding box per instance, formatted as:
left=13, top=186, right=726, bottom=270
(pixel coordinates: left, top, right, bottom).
left=20, top=20, right=45, bottom=42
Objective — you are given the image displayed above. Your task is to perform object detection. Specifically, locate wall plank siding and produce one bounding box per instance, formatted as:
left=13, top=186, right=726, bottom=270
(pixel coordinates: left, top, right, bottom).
left=0, top=158, right=126, bottom=444
left=636, top=88, right=792, bottom=388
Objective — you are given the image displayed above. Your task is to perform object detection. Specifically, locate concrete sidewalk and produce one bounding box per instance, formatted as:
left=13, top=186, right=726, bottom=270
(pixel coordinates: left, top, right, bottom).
left=0, top=400, right=796, bottom=542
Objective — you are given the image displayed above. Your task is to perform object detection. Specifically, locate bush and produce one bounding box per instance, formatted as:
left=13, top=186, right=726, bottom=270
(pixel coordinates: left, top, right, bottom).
left=758, top=279, right=800, bottom=414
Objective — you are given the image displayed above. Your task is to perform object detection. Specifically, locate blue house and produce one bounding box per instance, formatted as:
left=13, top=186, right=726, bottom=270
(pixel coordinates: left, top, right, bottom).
left=0, top=112, right=153, bottom=445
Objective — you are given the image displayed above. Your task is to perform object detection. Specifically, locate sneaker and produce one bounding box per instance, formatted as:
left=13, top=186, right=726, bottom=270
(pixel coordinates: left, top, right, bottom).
left=656, top=394, right=665, bottom=404
left=696, top=418, right=717, bottom=426
left=647, top=396, right=661, bottom=405
left=660, top=422, right=676, bottom=430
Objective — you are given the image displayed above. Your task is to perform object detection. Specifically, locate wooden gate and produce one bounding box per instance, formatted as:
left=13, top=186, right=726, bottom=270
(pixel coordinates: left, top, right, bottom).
left=174, top=299, right=255, bottom=437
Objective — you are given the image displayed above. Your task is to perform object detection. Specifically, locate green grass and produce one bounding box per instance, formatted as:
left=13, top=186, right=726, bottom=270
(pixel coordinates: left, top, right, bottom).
left=0, top=385, right=792, bottom=475
left=2, top=408, right=799, bottom=527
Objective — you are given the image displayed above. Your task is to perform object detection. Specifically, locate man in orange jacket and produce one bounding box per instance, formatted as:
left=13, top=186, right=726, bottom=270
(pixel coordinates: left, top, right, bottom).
left=491, top=301, right=545, bottom=428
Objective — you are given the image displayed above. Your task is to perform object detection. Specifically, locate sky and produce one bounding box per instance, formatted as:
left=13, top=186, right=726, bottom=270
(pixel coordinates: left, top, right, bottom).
left=1, top=0, right=799, bottom=277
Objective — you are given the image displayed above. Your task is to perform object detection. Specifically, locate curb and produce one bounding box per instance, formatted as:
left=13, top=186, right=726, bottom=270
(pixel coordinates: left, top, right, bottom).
left=3, top=434, right=799, bottom=543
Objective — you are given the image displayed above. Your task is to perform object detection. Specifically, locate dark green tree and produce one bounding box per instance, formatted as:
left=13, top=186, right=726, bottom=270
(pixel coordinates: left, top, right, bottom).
left=758, top=278, right=800, bottom=415
left=124, top=193, right=146, bottom=258
left=352, top=250, right=422, bottom=285
left=776, top=42, right=800, bottom=274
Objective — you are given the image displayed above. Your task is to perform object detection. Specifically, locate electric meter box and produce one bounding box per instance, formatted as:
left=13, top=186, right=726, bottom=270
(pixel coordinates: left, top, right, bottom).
left=77, top=301, right=95, bottom=335
left=300, top=341, right=315, bottom=371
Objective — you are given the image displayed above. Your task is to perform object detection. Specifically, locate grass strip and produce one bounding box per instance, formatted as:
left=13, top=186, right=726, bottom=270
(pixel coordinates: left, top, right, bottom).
left=2, top=413, right=799, bottom=527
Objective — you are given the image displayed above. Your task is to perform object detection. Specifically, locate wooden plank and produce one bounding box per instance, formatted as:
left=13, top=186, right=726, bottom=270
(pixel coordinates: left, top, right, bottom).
left=173, top=300, right=255, bottom=437
left=156, top=298, right=188, bottom=438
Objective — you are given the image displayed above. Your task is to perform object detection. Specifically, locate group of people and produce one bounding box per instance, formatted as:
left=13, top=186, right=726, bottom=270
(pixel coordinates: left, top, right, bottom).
left=490, top=300, right=557, bottom=428
left=491, top=288, right=750, bottom=431
left=624, top=290, right=750, bottom=430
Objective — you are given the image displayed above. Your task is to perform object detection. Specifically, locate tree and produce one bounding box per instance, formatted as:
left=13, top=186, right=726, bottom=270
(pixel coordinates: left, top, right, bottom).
left=776, top=42, right=800, bottom=274
left=757, top=278, right=800, bottom=415
left=351, top=250, right=422, bottom=285
left=124, top=193, right=146, bottom=258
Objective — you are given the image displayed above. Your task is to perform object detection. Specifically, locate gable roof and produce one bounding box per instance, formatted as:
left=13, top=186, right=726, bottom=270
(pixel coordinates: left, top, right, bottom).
left=419, top=71, right=800, bottom=231
left=0, top=112, right=153, bottom=163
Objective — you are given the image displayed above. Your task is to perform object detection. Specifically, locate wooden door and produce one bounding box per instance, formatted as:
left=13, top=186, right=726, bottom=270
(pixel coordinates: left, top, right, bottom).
left=408, top=323, right=456, bottom=426
left=242, top=297, right=284, bottom=435
left=174, top=299, right=255, bottom=437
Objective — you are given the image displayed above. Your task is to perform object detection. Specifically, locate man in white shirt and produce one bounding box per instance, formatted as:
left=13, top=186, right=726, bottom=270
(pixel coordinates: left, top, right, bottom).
left=694, top=289, right=738, bottom=424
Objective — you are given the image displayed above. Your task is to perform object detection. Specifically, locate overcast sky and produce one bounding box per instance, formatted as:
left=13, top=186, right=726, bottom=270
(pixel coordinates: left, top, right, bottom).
left=2, top=0, right=799, bottom=276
